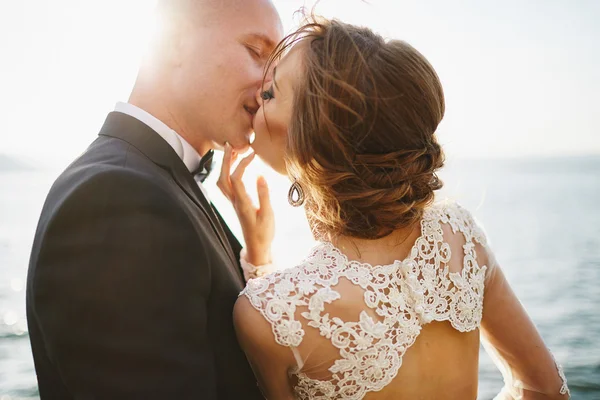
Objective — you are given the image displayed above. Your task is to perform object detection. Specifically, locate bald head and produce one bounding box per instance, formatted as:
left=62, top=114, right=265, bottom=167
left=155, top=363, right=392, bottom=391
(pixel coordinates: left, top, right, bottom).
left=150, top=0, right=282, bottom=62
left=131, top=0, right=283, bottom=155
left=156, top=0, right=281, bottom=29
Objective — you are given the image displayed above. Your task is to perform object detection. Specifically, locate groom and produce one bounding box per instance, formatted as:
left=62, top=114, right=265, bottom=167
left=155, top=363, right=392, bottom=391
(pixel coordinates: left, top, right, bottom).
left=26, top=0, right=282, bottom=398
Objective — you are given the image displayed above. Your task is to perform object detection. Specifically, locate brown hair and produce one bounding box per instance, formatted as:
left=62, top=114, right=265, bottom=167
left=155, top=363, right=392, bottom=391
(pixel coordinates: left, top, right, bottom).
left=266, top=16, right=445, bottom=240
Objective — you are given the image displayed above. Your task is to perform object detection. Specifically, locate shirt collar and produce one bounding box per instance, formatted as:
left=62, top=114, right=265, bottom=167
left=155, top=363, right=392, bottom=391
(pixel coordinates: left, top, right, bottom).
left=114, top=102, right=201, bottom=174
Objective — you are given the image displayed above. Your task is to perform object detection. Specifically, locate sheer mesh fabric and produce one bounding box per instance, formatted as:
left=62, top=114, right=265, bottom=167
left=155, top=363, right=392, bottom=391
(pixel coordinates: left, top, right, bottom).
left=480, top=250, right=570, bottom=399
left=241, top=201, right=569, bottom=399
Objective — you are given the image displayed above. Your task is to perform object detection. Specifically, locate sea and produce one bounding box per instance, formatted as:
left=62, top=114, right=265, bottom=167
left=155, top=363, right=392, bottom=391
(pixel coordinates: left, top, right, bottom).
left=1, top=155, right=599, bottom=399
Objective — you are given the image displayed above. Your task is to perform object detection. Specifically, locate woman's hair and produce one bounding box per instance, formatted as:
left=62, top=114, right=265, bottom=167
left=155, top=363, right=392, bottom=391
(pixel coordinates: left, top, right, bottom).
left=265, top=16, right=445, bottom=240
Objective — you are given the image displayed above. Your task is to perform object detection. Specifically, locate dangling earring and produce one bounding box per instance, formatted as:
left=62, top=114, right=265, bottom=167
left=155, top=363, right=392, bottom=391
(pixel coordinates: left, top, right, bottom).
left=288, top=180, right=305, bottom=207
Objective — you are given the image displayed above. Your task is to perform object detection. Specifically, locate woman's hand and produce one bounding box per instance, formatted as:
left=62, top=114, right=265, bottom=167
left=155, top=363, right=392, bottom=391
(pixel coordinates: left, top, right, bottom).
left=217, top=143, right=274, bottom=266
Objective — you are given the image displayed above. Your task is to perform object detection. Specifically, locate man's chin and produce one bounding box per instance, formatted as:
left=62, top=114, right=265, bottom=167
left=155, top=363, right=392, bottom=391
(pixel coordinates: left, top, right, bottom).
left=230, top=136, right=252, bottom=152
left=227, top=141, right=251, bottom=154
left=212, top=135, right=251, bottom=153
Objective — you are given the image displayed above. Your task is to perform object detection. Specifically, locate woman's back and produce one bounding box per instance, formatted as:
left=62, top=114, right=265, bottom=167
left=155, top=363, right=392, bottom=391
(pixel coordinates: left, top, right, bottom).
left=238, top=201, right=496, bottom=399
left=226, top=16, right=570, bottom=400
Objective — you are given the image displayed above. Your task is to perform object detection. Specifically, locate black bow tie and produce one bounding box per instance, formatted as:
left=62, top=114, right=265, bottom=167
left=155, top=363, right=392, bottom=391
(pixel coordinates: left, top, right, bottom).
left=193, top=149, right=214, bottom=183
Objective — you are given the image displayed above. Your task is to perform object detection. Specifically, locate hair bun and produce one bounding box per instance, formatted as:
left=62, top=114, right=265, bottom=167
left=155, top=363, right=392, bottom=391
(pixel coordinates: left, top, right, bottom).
left=274, top=17, right=446, bottom=240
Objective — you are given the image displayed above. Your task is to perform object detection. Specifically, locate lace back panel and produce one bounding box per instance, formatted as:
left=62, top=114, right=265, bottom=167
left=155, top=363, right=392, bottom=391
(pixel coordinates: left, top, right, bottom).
left=241, top=202, right=488, bottom=399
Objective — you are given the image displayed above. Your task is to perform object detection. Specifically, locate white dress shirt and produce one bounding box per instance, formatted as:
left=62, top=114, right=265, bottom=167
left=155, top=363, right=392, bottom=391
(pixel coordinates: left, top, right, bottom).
left=114, top=102, right=210, bottom=199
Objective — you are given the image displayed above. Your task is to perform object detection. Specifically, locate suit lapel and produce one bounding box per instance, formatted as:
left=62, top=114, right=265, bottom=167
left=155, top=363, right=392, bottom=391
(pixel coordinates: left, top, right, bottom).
left=98, top=112, right=239, bottom=271
left=212, top=205, right=245, bottom=279
left=170, top=163, right=239, bottom=268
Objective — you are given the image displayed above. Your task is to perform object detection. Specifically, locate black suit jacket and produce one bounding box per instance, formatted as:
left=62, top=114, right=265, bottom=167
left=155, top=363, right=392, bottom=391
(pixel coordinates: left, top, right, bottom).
left=26, top=112, right=263, bottom=399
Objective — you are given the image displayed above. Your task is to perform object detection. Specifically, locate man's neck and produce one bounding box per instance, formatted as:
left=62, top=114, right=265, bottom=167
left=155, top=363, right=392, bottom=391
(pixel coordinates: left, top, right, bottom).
left=128, top=85, right=212, bottom=156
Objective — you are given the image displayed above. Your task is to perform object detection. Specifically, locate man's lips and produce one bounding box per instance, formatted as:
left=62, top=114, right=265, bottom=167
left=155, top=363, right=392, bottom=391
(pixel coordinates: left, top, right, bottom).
left=244, top=105, right=258, bottom=118
left=241, top=105, right=258, bottom=146
left=244, top=105, right=259, bottom=130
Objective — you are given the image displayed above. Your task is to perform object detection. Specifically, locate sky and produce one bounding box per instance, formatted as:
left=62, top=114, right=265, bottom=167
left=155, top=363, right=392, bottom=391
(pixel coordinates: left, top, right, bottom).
left=0, top=0, right=598, bottom=165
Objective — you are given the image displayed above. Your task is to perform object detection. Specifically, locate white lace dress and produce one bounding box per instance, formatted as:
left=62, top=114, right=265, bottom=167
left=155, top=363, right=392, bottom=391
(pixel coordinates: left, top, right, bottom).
left=239, top=202, right=570, bottom=399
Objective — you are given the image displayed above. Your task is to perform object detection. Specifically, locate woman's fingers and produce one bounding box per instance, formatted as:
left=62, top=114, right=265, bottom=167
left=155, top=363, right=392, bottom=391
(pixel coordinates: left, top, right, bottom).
left=230, top=152, right=256, bottom=212
left=217, top=144, right=233, bottom=199
left=218, top=147, right=263, bottom=228
left=256, top=176, right=273, bottom=221
left=217, top=143, right=237, bottom=201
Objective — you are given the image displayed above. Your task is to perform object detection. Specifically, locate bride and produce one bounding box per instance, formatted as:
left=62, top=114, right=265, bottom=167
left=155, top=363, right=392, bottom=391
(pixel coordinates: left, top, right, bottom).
left=217, top=16, right=570, bottom=400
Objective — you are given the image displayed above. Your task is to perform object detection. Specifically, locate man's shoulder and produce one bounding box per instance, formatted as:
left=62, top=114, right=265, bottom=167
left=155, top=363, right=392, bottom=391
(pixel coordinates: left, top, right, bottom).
left=65, top=135, right=155, bottom=175
left=45, top=139, right=174, bottom=213
left=58, top=136, right=165, bottom=189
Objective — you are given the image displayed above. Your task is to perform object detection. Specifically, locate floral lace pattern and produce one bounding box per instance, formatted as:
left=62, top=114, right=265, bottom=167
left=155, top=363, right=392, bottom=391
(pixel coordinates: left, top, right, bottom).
left=241, top=202, right=488, bottom=399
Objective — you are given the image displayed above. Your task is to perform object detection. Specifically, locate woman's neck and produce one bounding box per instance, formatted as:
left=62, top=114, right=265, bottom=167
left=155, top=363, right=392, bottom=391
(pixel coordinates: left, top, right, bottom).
left=329, top=222, right=421, bottom=265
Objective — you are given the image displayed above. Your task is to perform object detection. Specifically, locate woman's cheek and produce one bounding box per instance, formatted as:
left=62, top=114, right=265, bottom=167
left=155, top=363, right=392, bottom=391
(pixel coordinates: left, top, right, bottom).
left=270, top=129, right=289, bottom=174
left=252, top=129, right=287, bottom=174
left=251, top=117, right=270, bottom=156
left=252, top=113, right=268, bottom=146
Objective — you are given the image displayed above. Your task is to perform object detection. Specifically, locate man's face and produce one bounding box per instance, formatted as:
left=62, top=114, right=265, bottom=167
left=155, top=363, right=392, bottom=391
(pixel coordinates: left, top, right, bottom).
left=171, top=0, right=283, bottom=153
